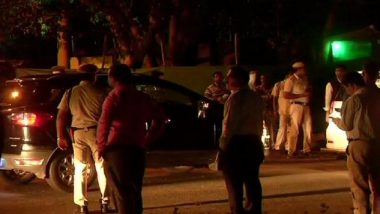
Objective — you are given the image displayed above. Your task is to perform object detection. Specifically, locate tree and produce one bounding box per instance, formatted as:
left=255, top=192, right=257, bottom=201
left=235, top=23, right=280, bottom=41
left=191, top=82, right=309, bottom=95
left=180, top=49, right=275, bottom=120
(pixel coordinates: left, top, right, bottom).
left=4, top=0, right=380, bottom=68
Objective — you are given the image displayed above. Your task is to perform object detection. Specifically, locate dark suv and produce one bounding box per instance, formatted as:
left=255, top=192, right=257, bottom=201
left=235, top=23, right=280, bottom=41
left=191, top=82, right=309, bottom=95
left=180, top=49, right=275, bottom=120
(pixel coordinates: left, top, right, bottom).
left=0, top=73, right=221, bottom=192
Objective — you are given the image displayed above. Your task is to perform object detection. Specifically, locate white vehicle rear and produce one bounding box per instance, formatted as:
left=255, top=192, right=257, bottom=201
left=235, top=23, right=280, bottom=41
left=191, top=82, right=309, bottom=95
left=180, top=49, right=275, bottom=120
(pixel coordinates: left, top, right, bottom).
left=325, top=101, right=348, bottom=152
left=325, top=73, right=380, bottom=153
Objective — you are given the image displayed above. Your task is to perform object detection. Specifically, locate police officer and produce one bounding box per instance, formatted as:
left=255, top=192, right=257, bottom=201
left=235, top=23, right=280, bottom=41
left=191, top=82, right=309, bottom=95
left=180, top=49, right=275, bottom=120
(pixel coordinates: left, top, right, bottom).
left=56, top=64, right=109, bottom=214
left=272, top=72, right=293, bottom=151
left=283, top=61, right=312, bottom=158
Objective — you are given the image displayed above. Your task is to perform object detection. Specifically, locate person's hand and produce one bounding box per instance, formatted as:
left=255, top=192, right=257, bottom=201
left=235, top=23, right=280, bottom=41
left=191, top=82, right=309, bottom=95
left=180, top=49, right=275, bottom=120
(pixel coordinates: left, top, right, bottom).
left=331, top=117, right=340, bottom=125
left=303, top=91, right=311, bottom=98
left=98, top=149, right=104, bottom=160
left=143, top=133, right=154, bottom=146
left=57, top=136, right=69, bottom=151
left=325, top=112, right=330, bottom=123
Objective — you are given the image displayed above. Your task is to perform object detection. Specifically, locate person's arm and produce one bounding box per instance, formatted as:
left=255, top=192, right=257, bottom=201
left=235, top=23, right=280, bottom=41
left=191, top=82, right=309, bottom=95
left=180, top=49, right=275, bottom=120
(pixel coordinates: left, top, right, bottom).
left=144, top=100, right=167, bottom=147
left=97, top=94, right=117, bottom=158
left=204, top=85, right=213, bottom=100
left=271, top=83, right=280, bottom=114
left=283, top=91, right=309, bottom=99
left=283, top=78, right=309, bottom=99
left=219, top=95, right=239, bottom=150
left=56, top=91, right=70, bottom=150
left=324, top=82, right=333, bottom=112
left=333, top=96, right=358, bottom=131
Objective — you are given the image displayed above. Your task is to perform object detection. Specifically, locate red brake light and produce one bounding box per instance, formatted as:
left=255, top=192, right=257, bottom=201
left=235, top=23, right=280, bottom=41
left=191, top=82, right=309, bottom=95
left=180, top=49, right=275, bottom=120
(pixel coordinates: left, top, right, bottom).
left=10, top=113, right=53, bottom=127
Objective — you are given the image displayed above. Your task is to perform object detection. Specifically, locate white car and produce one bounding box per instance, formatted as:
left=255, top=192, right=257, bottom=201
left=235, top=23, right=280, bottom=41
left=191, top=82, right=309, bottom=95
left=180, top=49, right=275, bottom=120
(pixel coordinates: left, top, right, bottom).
left=325, top=101, right=348, bottom=152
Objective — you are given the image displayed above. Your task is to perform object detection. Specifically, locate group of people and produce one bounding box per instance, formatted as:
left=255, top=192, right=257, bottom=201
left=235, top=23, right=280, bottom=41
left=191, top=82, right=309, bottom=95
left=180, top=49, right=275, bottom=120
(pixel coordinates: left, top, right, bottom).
left=56, top=64, right=166, bottom=214
left=204, top=63, right=312, bottom=213
left=205, top=61, right=380, bottom=214
left=205, top=61, right=313, bottom=159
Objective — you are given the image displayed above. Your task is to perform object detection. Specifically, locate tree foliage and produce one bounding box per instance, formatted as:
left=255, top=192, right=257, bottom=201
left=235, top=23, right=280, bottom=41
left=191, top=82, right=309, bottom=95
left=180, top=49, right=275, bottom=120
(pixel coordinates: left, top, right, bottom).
left=2, top=0, right=380, bottom=66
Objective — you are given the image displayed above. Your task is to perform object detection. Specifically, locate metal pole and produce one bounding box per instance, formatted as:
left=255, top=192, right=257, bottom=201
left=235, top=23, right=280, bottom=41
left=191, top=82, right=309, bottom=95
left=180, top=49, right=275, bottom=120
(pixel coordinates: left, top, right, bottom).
left=234, top=33, right=239, bottom=65
left=160, top=39, right=166, bottom=66
left=101, top=34, right=108, bottom=71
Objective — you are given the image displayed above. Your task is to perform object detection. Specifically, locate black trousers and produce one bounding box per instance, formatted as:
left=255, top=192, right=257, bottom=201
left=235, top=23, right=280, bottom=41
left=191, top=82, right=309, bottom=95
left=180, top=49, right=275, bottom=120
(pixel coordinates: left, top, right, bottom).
left=103, top=144, right=146, bottom=214
left=220, top=135, right=264, bottom=214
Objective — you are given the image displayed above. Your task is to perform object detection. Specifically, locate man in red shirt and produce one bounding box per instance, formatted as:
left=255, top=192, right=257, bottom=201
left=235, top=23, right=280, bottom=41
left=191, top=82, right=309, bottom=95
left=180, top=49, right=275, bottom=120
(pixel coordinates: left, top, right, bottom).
left=97, top=64, right=166, bottom=214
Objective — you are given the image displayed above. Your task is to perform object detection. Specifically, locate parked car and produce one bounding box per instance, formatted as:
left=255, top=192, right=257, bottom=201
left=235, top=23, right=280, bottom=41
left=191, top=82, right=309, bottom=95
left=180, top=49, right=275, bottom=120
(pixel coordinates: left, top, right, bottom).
left=0, top=73, right=222, bottom=192
left=325, top=71, right=380, bottom=153
left=325, top=101, right=347, bottom=152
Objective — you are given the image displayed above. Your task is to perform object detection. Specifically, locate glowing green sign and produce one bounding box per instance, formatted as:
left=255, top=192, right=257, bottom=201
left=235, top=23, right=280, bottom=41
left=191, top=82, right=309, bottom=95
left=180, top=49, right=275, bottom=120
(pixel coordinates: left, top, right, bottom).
left=331, top=40, right=372, bottom=61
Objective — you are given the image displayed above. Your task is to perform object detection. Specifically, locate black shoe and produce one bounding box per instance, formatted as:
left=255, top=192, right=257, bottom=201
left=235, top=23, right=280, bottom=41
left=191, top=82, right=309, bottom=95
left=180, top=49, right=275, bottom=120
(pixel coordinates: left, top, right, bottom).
left=287, top=154, right=297, bottom=159
left=100, top=199, right=111, bottom=213
left=101, top=203, right=111, bottom=213
left=301, top=152, right=312, bottom=158
left=74, top=205, right=89, bottom=214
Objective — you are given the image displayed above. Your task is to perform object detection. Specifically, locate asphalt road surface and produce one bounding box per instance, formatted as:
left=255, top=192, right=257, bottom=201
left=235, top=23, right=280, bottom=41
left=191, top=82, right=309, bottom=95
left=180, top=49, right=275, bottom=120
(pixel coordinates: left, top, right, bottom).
left=0, top=157, right=352, bottom=214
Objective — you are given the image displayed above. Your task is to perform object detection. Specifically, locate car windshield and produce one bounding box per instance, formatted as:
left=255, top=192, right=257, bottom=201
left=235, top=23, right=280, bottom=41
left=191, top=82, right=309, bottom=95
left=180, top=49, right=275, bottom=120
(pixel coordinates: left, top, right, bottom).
left=0, top=81, right=53, bottom=108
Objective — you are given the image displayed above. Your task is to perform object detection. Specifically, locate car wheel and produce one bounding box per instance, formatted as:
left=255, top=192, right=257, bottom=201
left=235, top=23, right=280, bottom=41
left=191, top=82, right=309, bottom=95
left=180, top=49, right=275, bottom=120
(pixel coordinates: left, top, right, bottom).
left=0, top=169, right=36, bottom=184
left=46, top=151, right=96, bottom=193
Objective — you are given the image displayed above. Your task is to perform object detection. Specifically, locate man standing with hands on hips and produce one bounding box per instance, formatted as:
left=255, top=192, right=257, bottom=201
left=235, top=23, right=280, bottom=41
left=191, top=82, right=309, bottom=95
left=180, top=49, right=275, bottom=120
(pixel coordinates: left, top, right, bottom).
left=283, top=61, right=312, bottom=158
left=56, top=64, right=110, bottom=214
left=97, top=64, right=166, bottom=214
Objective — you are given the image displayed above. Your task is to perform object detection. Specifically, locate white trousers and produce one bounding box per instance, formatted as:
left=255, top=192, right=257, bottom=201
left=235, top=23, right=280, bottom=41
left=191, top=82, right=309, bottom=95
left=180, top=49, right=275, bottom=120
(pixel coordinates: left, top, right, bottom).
left=73, top=129, right=108, bottom=206
left=274, top=114, right=289, bottom=151
left=287, top=104, right=312, bottom=155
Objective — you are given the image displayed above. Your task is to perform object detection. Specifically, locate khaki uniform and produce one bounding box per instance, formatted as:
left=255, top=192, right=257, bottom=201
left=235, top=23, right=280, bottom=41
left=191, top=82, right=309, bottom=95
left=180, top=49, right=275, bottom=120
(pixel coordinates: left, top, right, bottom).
left=283, top=74, right=312, bottom=155
left=271, top=80, right=290, bottom=150
left=334, top=87, right=380, bottom=214
left=58, top=81, right=108, bottom=206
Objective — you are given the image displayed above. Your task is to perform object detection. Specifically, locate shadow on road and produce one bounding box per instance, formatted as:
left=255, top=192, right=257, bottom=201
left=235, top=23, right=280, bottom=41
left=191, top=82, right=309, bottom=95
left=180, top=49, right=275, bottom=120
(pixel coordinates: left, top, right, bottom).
left=144, top=187, right=351, bottom=210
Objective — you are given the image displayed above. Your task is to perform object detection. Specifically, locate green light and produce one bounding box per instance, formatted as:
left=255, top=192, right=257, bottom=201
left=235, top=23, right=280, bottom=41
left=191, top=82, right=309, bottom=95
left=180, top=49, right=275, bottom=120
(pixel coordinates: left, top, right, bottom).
left=332, top=42, right=341, bottom=50
left=332, top=41, right=345, bottom=59
left=331, top=40, right=372, bottom=61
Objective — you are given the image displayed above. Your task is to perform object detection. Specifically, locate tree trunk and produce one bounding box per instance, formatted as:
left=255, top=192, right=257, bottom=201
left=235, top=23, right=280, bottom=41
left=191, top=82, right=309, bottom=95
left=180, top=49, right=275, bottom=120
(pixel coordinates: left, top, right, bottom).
left=106, top=14, right=130, bottom=64
left=57, top=8, right=70, bottom=68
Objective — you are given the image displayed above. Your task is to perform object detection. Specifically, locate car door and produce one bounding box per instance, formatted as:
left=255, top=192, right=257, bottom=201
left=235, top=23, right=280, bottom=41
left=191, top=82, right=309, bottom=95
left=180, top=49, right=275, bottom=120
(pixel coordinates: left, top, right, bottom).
left=136, top=84, right=217, bottom=167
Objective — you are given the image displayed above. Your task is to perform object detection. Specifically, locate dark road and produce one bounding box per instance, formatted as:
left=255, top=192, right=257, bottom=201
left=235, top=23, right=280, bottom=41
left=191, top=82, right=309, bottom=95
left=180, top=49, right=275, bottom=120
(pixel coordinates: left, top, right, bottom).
left=0, top=157, right=353, bottom=214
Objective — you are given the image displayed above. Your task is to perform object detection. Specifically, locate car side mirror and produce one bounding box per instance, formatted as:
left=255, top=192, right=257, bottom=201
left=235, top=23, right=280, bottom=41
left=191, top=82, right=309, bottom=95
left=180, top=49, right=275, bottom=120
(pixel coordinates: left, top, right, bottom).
left=197, top=101, right=210, bottom=119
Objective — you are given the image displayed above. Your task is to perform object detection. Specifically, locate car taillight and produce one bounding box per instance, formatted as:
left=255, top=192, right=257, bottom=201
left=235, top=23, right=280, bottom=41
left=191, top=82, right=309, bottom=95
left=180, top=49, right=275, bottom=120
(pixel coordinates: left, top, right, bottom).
left=10, top=90, right=20, bottom=99
left=9, top=112, right=53, bottom=127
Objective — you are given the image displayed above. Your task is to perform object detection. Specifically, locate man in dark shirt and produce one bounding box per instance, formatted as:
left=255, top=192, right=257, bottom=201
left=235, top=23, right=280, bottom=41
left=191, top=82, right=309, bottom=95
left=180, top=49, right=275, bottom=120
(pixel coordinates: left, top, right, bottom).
left=0, top=61, right=15, bottom=161
left=324, top=64, right=348, bottom=122
left=97, top=64, right=166, bottom=214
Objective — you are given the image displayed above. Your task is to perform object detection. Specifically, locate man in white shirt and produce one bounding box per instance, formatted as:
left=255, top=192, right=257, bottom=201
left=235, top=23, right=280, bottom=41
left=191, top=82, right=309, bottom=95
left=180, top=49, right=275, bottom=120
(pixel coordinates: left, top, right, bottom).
left=283, top=61, right=312, bottom=157
left=219, top=66, right=264, bottom=214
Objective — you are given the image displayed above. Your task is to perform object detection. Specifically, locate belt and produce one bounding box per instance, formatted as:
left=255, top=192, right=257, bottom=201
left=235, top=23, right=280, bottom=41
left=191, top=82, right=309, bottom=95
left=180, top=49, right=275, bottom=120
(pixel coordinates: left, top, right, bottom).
left=71, top=125, right=97, bottom=131
left=347, top=138, right=374, bottom=142
left=290, top=101, right=309, bottom=106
